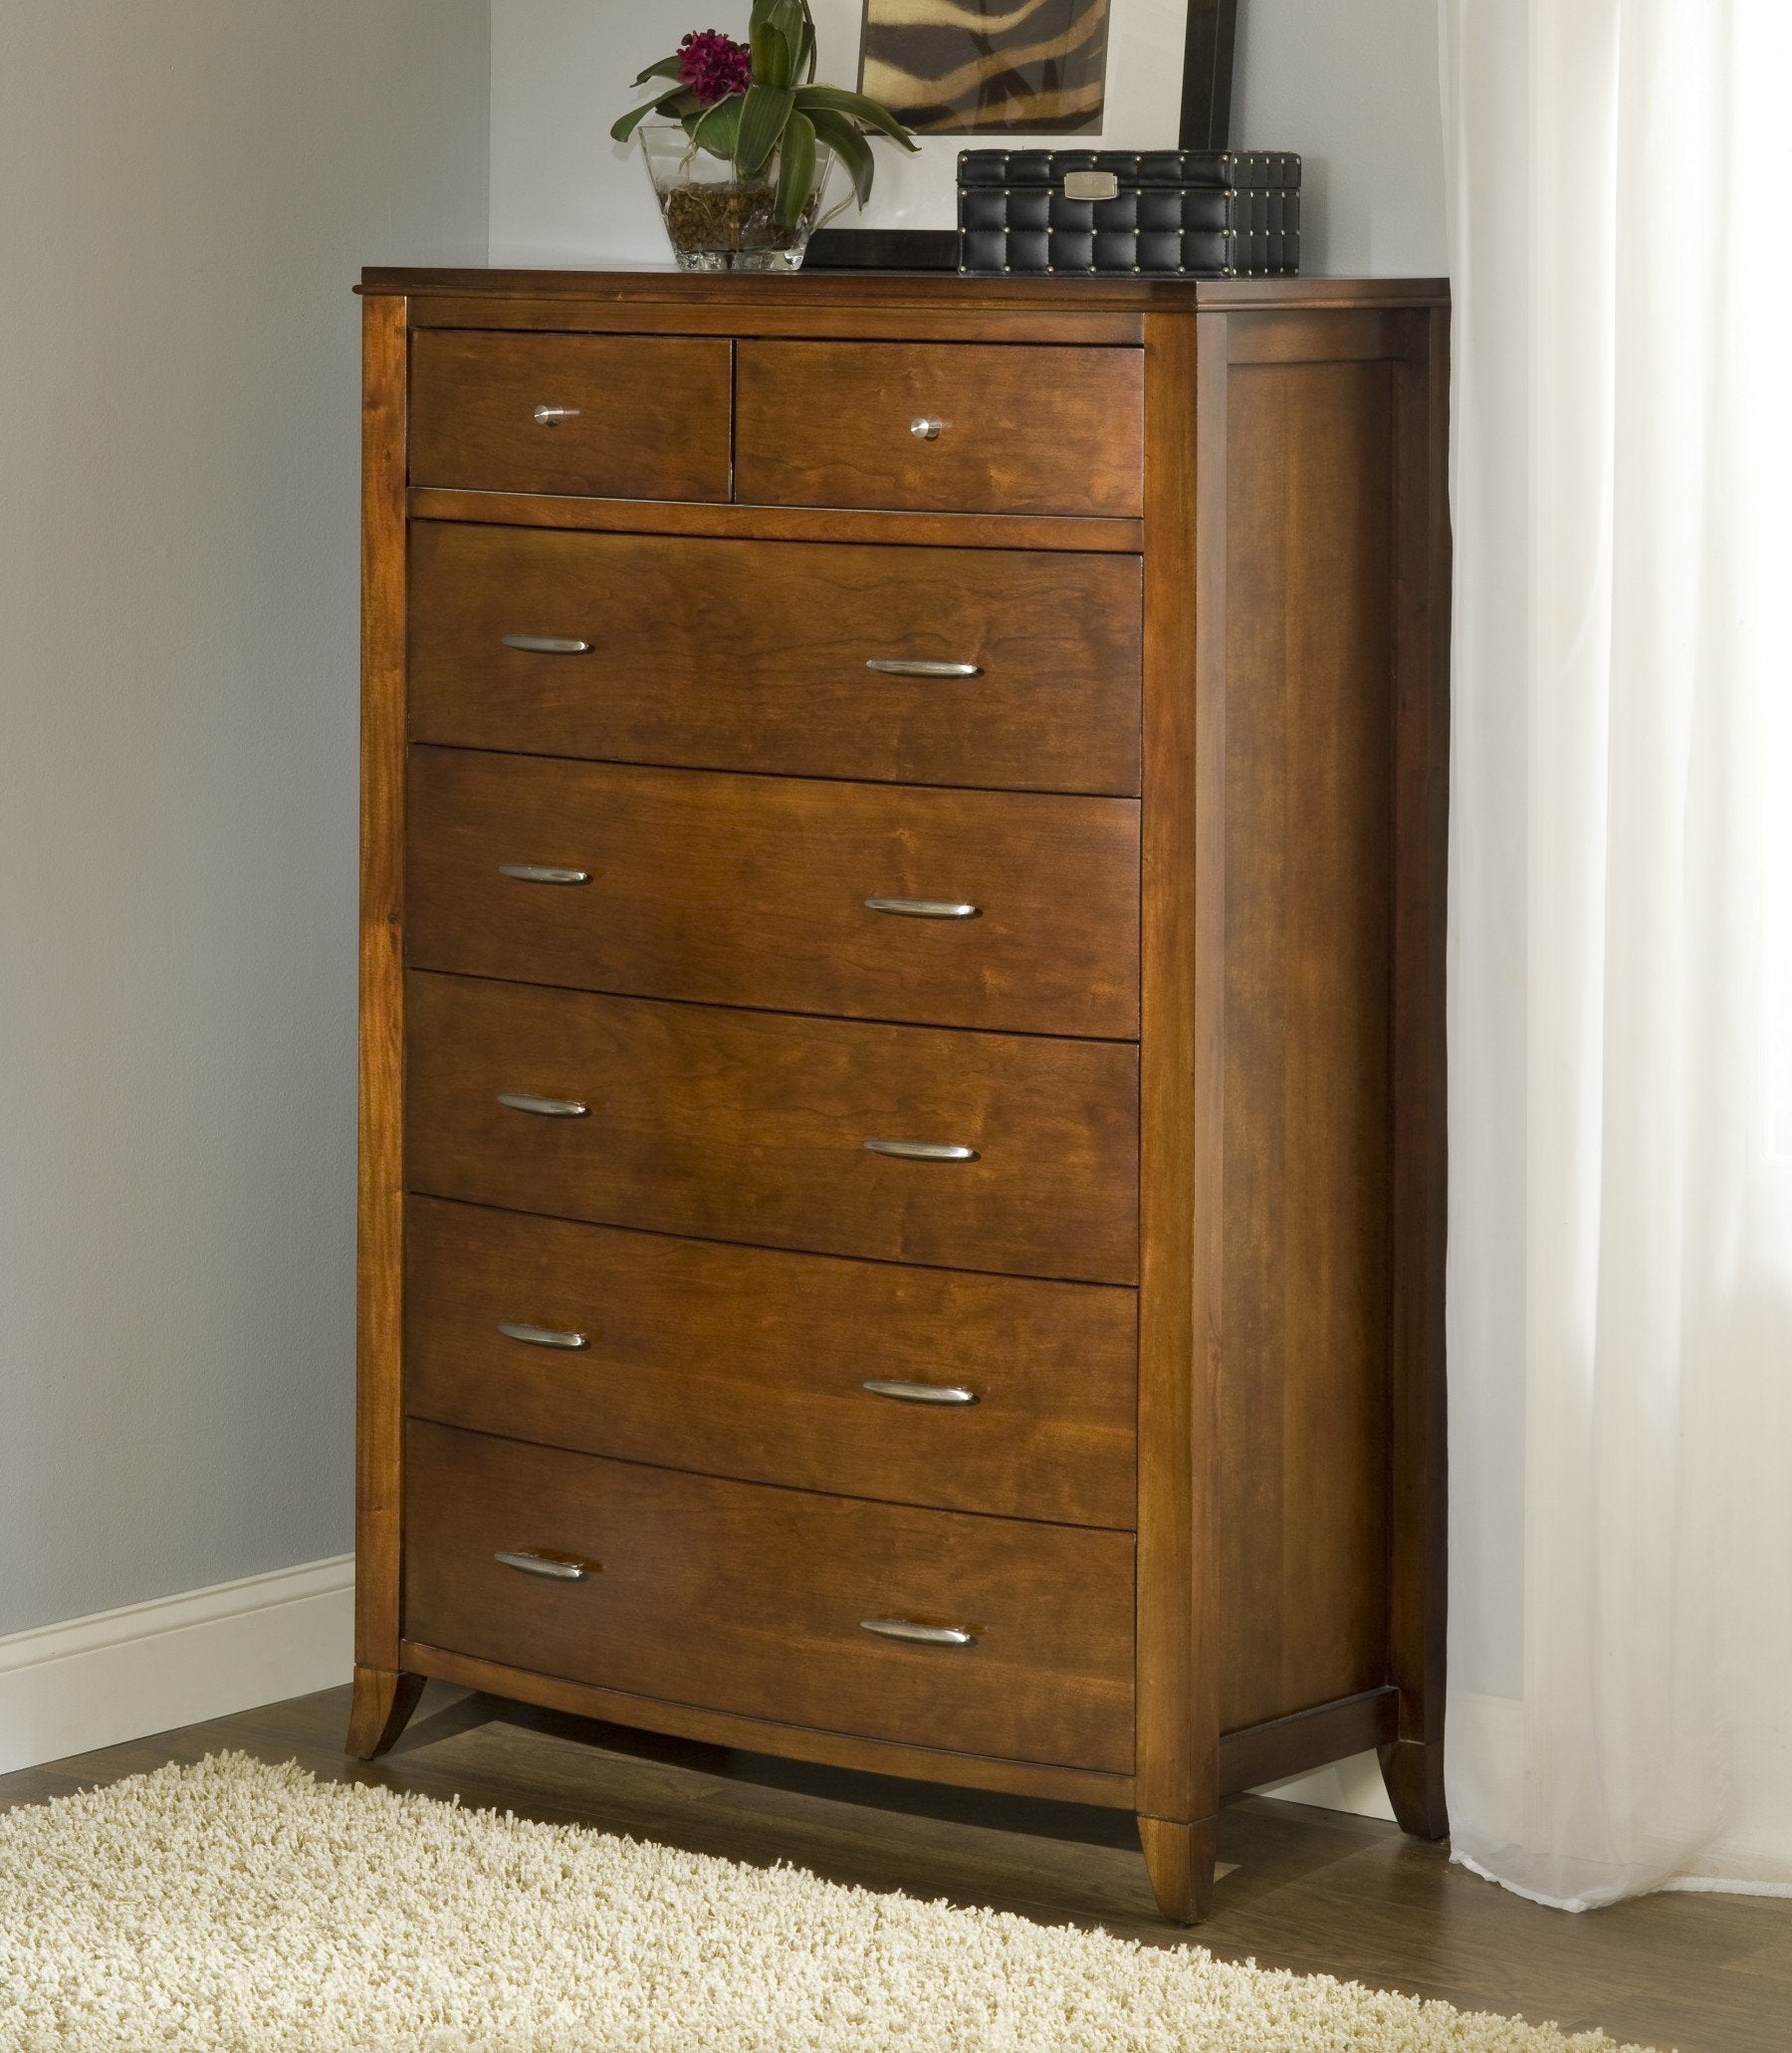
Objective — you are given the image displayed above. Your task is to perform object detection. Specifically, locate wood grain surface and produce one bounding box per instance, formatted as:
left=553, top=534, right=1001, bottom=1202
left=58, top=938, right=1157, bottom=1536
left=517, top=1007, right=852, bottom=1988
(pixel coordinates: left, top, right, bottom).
left=404, top=1196, right=1137, bottom=1528
left=408, top=330, right=732, bottom=500
left=357, top=274, right=1456, bottom=1933
left=735, top=342, right=1144, bottom=516
left=407, top=523, right=1143, bottom=795
left=404, top=974, right=1140, bottom=1283
left=354, top=291, right=410, bottom=1682
left=406, top=748, right=1140, bottom=1037
left=404, top=1420, right=1136, bottom=1772
left=361, top=267, right=1448, bottom=319
left=1383, top=303, right=1454, bottom=1838
left=1214, top=348, right=1399, bottom=1733
left=1132, top=309, right=1219, bottom=1921
left=409, top=494, right=1142, bottom=554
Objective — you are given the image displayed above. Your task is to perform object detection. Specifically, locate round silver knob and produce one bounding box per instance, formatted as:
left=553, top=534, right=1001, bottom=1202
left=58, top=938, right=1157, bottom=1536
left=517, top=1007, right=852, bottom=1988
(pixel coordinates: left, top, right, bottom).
left=909, top=416, right=943, bottom=441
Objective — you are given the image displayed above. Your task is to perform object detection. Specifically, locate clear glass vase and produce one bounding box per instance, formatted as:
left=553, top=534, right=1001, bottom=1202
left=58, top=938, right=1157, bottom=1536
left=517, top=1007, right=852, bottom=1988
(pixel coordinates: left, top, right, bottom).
left=641, top=122, right=835, bottom=273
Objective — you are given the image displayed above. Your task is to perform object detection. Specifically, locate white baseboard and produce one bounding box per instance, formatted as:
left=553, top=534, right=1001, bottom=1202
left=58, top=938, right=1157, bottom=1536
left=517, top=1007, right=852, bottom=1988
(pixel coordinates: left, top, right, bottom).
left=0, top=1555, right=353, bottom=1776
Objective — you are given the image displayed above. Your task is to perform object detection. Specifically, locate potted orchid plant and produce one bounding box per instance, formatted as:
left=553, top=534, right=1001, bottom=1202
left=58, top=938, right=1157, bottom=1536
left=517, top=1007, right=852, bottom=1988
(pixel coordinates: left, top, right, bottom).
left=612, top=0, right=916, bottom=271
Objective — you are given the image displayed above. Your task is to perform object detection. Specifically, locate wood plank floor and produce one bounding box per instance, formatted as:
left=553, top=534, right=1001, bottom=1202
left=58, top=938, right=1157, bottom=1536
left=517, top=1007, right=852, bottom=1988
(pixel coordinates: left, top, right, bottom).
left=3, top=1684, right=1788, bottom=2052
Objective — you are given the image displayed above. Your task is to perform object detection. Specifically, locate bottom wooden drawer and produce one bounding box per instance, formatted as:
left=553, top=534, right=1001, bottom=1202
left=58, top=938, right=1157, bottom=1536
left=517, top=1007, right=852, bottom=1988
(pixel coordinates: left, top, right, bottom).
left=404, top=1421, right=1135, bottom=1774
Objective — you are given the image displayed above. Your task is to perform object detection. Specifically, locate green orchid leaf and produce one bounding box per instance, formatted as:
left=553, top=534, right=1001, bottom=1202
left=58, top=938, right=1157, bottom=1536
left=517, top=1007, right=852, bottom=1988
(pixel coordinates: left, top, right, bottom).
left=630, top=54, right=684, bottom=88
left=736, top=82, right=793, bottom=175
left=611, top=91, right=690, bottom=142
left=768, top=0, right=806, bottom=54
left=750, top=0, right=815, bottom=83
left=793, top=84, right=918, bottom=149
left=616, top=82, right=704, bottom=142
left=807, top=108, right=874, bottom=206
left=751, top=17, right=793, bottom=90
left=775, top=109, right=817, bottom=228
left=688, top=93, right=743, bottom=160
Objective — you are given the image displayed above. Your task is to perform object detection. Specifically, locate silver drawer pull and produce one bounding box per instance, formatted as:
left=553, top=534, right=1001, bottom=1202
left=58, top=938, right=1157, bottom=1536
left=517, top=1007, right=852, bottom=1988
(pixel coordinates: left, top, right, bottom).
left=863, top=659, right=982, bottom=679
left=495, top=1550, right=593, bottom=1581
left=501, top=634, right=592, bottom=655
left=533, top=405, right=580, bottom=426
left=499, top=863, right=591, bottom=886
left=860, top=1618, right=976, bottom=1647
left=910, top=417, right=943, bottom=441
left=498, top=1322, right=589, bottom=1350
left=497, top=1093, right=589, bottom=1118
left=864, top=897, right=981, bottom=921
left=862, top=1138, right=979, bottom=1163
left=862, top=1380, right=979, bottom=1406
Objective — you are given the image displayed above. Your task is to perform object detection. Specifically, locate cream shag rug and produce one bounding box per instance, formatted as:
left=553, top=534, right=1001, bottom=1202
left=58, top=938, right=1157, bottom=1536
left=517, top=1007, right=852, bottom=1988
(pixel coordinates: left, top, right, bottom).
left=0, top=1753, right=1646, bottom=2052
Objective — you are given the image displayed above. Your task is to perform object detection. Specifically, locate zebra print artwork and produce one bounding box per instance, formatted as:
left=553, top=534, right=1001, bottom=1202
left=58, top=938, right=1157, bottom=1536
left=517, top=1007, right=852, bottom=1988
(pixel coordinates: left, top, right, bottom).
left=858, top=0, right=1113, bottom=134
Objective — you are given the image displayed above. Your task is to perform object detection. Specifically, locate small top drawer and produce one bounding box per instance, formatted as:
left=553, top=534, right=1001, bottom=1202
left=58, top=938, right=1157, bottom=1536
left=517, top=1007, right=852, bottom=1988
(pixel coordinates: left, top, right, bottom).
left=734, top=342, right=1144, bottom=517
left=409, top=331, right=732, bottom=501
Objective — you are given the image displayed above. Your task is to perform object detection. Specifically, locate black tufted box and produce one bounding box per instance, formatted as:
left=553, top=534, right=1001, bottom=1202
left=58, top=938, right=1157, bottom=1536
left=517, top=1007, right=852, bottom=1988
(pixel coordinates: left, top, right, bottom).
left=958, top=149, right=1300, bottom=279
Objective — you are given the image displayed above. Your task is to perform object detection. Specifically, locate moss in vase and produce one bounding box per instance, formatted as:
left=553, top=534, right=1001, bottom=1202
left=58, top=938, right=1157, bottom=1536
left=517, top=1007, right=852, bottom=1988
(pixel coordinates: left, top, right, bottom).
left=662, top=182, right=784, bottom=255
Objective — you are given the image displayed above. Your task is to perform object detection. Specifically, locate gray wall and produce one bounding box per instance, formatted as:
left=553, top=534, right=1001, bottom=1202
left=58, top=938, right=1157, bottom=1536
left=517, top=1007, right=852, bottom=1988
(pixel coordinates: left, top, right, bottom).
left=1233, top=0, right=1446, bottom=276
left=490, top=0, right=1446, bottom=276
left=0, top=2, right=490, bottom=1637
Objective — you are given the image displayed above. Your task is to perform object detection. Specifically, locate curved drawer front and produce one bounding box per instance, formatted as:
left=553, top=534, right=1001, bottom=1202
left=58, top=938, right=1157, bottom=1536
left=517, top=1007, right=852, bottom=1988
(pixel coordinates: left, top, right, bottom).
left=407, top=524, right=1142, bottom=797
left=405, top=973, right=1140, bottom=1285
left=404, top=1420, right=1136, bottom=1774
left=734, top=342, right=1144, bottom=517
left=406, top=1197, right=1138, bottom=1528
left=407, top=748, right=1140, bottom=1039
left=408, top=332, right=732, bottom=501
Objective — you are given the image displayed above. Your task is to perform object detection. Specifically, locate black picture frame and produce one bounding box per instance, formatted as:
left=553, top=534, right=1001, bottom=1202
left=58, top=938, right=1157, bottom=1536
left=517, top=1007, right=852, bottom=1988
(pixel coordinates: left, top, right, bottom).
left=807, top=0, right=1240, bottom=271
left=1179, top=0, right=1239, bottom=152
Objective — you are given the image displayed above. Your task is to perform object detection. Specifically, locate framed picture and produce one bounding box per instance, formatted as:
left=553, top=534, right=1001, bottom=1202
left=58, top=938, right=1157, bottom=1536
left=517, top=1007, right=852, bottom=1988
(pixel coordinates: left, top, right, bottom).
left=803, top=0, right=1235, bottom=237
left=861, top=0, right=1119, bottom=134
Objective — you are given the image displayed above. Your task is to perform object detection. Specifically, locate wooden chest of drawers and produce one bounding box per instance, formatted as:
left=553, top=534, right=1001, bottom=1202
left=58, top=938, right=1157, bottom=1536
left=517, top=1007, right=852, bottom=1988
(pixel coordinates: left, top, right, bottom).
left=349, top=268, right=1452, bottom=1924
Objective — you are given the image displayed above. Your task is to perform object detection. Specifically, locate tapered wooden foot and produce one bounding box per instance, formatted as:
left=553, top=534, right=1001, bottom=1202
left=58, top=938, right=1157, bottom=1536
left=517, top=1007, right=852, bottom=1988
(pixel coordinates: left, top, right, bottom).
left=1378, top=1736, right=1449, bottom=1840
left=1137, top=1813, right=1217, bottom=1925
left=346, top=1665, right=425, bottom=1760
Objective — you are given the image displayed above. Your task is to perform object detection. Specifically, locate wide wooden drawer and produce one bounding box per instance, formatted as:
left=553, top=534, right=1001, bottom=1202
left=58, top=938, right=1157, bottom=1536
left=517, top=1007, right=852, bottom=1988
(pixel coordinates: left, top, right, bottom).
left=406, top=1197, right=1137, bottom=1527
left=734, top=342, right=1143, bottom=517
left=405, top=973, right=1140, bottom=1284
left=407, top=748, right=1140, bottom=1039
left=407, top=524, right=1142, bottom=797
left=404, top=1420, right=1135, bottom=1772
left=408, top=332, right=732, bottom=501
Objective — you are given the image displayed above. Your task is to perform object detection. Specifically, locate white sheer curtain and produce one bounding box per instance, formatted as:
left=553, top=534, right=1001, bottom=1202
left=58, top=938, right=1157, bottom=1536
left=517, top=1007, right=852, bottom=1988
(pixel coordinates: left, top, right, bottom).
left=1442, top=0, right=1792, bottom=1908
